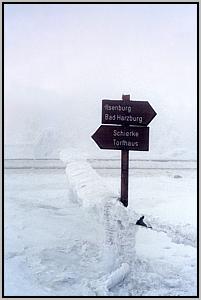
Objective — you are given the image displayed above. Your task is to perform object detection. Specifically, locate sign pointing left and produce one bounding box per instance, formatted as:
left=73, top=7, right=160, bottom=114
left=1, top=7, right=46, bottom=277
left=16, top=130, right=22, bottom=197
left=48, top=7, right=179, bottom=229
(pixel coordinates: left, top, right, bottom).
left=92, top=125, right=149, bottom=151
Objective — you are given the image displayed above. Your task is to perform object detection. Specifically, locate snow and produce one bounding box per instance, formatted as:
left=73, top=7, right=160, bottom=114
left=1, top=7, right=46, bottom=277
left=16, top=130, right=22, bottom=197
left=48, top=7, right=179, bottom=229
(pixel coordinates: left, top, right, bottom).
left=4, top=161, right=197, bottom=296
left=104, top=169, right=197, bottom=226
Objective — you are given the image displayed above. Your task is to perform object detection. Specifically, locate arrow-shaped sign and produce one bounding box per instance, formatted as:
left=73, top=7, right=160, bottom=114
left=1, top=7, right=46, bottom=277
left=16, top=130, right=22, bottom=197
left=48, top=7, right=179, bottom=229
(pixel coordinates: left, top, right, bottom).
left=102, top=100, right=156, bottom=126
left=92, top=125, right=149, bottom=151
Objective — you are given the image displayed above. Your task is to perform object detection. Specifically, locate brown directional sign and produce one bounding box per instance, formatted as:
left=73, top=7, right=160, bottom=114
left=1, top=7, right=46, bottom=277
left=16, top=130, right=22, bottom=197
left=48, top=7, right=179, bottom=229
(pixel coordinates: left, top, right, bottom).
left=102, top=100, right=156, bottom=126
left=91, top=125, right=149, bottom=151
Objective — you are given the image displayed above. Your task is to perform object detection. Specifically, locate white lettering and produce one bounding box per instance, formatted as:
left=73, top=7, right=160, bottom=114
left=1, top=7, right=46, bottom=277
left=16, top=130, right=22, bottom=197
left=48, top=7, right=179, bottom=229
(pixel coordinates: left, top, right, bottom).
left=116, top=115, right=143, bottom=123
left=113, top=139, right=139, bottom=147
left=113, top=130, right=139, bottom=137
left=105, top=104, right=132, bottom=113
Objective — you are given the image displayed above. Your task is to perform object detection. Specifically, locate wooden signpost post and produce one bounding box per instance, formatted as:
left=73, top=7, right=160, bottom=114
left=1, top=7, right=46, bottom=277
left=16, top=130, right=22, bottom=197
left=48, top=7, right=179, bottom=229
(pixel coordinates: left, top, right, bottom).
left=92, top=94, right=156, bottom=207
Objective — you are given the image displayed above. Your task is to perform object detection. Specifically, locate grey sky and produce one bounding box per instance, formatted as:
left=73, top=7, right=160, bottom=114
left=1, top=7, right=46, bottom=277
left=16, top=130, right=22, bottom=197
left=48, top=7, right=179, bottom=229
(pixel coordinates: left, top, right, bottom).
left=4, top=4, right=197, bottom=158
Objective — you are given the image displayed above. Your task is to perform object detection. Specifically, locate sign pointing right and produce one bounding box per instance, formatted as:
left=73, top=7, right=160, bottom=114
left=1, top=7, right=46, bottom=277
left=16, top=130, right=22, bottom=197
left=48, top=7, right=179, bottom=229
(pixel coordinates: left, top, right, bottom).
left=102, top=99, right=157, bottom=126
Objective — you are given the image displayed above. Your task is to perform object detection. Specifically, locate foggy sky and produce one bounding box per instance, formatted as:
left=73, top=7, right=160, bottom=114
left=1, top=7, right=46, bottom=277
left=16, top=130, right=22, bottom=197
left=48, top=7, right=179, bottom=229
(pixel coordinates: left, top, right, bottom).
left=4, top=4, right=197, bottom=159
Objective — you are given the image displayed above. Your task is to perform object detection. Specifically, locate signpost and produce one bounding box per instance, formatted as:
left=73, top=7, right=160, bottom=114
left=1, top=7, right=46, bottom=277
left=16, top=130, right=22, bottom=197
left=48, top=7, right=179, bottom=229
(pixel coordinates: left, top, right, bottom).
left=120, top=95, right=129, bottom=207
left=92, top=94, right=156, bottom=207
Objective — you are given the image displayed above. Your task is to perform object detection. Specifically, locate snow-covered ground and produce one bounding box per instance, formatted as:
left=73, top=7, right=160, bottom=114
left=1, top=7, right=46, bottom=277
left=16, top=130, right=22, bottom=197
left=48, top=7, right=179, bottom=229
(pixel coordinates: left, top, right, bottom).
left=4, top=163, right=197, bottom=296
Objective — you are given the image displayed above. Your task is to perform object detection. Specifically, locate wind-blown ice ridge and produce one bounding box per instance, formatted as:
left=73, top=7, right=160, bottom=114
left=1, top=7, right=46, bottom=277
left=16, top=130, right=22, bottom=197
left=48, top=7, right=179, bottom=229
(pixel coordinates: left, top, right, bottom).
left=61, top=156, right=138, bottom=292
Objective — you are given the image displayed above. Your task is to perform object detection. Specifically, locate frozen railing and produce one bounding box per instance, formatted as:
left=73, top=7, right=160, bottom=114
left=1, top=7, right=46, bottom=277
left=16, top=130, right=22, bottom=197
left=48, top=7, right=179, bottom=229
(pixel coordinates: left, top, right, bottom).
left=4, top=158, right=197, bottom=169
